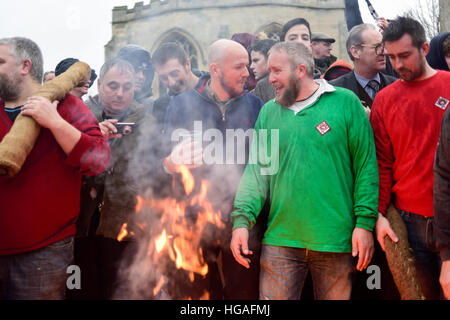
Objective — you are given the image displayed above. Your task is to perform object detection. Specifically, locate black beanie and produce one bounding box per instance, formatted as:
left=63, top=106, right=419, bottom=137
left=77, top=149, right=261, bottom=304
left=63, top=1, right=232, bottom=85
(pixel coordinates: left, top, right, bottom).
left=55, top=58, right=97, bottom=87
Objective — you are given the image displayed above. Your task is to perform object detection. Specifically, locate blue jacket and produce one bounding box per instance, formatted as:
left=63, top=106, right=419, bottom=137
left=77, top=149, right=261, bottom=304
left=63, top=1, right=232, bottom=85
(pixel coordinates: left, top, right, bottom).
left=164, top=75, right=262, bottom=137
left=163, top=74, right=263, bottom=219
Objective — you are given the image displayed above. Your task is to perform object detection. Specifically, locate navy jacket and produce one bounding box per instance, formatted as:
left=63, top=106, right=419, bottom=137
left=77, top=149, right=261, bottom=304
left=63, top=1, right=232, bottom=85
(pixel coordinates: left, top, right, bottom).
left=163, top=75, right=263, bottom=220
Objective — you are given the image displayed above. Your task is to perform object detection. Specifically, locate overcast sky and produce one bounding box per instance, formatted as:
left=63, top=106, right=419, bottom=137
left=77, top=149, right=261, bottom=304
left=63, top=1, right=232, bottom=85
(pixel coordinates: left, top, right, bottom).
left=0, top=0, right=421, bottom=95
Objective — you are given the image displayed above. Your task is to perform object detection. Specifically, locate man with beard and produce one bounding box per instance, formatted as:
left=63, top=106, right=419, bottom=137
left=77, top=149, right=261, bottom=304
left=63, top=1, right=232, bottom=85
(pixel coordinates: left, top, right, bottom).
left=0, top=37, right=110, bottom=299
left=330, top=24, right=396, bottom=114
left=230, top=41, right=379, bottom=300
left=370, top=16, right=450, bottom=300
left=252, top=17, right=321, bottom=105
left=152, top=43, right=203, bottom=133
left=162, top=39, right=264, bottom=299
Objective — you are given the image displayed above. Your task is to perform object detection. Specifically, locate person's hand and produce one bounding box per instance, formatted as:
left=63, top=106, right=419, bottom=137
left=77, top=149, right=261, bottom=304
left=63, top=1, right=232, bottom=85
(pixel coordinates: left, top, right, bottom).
left=377, top=17, right=389, bottom=32
left=352, top=227, right=374, bottom=271
left=230, top=228, right=253, bottom=269
left=375, top=212, right=398, bottom=251
left=440, top=260, right=450, bottom=299
left=164, top=139, right=203, bottom=174
left=99, top=119, right=122, bottom=140
left=21, top=96, right=62, bottom=129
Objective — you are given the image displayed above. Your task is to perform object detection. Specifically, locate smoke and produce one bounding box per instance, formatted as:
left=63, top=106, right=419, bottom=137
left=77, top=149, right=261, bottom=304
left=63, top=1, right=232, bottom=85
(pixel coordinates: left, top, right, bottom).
left=111, top=116, right=247, bottom=300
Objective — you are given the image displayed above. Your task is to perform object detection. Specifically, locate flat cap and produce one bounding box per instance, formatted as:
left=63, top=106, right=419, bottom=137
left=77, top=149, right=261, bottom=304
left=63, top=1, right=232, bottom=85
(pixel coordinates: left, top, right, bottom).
left=311, top=32, right=335, bottom=43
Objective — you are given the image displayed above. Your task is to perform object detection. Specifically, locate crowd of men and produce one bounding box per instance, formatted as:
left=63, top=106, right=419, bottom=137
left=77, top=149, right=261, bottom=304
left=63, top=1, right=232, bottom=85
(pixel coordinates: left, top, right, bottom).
left=0, top=9, right=449, bottom=301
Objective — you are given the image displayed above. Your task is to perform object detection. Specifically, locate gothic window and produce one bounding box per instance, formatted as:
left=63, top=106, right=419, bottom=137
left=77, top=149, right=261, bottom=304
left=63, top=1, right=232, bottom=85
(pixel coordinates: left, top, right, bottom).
left=157, top=31, right=199, bottom=69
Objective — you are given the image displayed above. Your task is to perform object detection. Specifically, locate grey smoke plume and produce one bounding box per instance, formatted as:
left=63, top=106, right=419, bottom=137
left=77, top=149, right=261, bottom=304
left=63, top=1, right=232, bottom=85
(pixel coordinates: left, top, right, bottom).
left=113, top=118, right=247, bottom=300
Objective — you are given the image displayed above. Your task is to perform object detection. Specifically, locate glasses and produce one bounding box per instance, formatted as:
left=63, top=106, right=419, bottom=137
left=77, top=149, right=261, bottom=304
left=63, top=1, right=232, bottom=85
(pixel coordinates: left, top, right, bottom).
left=358, top=43, right=385, bottom=55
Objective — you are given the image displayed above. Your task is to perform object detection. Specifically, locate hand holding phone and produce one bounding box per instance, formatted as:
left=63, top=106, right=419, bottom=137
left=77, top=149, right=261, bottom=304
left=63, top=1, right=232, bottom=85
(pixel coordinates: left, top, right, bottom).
left=115, top=122, right=135, bottom=135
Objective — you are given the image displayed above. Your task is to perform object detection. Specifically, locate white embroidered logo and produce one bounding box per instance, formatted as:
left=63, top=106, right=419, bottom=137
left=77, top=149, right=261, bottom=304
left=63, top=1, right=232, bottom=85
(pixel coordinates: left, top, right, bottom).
left=316, top=121, right=331, bottom=135
left=435, top=97, right=449, bottom=110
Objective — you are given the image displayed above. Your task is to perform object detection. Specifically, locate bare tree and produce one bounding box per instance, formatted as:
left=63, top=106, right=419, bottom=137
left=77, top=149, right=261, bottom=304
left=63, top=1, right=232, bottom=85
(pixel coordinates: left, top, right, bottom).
left=406, top=0, right=442, bottom=40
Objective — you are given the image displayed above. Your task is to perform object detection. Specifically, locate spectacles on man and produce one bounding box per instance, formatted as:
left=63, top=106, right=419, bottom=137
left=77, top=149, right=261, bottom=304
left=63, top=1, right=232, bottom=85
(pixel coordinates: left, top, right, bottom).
left=358, top=43, right=385, bottom=55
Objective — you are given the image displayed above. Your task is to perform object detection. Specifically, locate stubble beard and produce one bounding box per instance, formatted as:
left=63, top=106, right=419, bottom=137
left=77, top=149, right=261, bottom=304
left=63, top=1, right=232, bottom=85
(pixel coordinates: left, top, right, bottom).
left=397, top=58, right=426, bottom=82
left=220, top=76, right=242, bottom=99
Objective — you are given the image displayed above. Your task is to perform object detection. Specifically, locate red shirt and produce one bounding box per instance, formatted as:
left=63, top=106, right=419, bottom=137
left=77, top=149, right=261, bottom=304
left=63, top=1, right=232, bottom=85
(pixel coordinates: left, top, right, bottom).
left=370, top=70, right=450, bottom=217
left=0, top=94, right=110, bottom=255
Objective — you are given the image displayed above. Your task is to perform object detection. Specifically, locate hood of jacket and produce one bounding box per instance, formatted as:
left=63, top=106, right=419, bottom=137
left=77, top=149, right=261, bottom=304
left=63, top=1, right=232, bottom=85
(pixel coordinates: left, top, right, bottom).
left=427, top=32, right=450, bottom=72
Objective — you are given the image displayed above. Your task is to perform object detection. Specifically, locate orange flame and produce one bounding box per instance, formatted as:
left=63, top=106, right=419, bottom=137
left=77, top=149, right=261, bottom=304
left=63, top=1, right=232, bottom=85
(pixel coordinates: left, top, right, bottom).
left=135, top=196, right=144, bottom=213
left=155, top=229, right=167, bottom=254
left=178, top=165, right=195, bottom=195
left=153, top=276, right=165, bottom=297
left=134, top=166, right=226, bottom=300
left=117, top=223, right=128, bottom=242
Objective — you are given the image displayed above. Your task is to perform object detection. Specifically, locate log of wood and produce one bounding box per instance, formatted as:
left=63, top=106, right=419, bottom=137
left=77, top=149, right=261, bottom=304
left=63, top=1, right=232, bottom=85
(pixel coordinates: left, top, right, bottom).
left=0, top=62, right=91, bottom=177
left=384, top=204, right=425, bottom=300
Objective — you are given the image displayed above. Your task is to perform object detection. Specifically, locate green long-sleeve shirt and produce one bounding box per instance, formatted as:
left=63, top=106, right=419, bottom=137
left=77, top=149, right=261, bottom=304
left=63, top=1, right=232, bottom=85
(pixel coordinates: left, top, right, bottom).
left=231, top=84, right=379, bottom=253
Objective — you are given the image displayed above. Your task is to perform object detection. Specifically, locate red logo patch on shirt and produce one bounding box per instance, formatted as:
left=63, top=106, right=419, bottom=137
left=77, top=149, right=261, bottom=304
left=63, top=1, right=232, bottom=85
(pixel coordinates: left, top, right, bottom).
left=316, top=121, right=331, bottom=135
left=435, top=97, right=449, bottom=110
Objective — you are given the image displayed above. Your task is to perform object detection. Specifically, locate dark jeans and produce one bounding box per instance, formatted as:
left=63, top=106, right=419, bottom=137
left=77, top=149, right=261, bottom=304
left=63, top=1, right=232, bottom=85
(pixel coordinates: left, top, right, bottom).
left=67, top=235, right=137, bottom=300
left=0, top=237, right=74, bottom=300
left=259, top=245, right=355, bottom=300
left=399, top=210, right=442, bottom=300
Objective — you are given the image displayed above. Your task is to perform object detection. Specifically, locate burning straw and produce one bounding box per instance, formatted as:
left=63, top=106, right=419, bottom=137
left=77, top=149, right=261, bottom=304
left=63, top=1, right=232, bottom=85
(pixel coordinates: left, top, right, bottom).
left=116, top=166, right=225, bottom=300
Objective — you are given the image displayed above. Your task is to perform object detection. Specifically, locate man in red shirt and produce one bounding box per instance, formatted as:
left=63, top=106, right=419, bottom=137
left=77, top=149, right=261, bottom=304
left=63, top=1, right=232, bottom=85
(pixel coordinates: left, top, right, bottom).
left=370, top=17, right=450, bottom=299
left=0, top=37, right=110, bottom=299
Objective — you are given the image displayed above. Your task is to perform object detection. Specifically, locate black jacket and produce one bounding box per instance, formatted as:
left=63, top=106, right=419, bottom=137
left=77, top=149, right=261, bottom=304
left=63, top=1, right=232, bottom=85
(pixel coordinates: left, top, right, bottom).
left=434, top=108, right=450, bottom=261
left=329, top=71, right=396, bottom=109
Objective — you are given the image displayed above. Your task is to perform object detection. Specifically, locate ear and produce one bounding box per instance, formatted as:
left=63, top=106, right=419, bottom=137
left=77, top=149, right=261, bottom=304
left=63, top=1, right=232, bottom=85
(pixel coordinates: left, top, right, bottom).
left=21, top=59, right=32, bottom=77
left=295, top=64, right=307, bottom=78
left=350, top=45, right=360, bottom=60
left=421, top=42, right=430, bottom=56
left=209, top=63, right=220, bottom=78
left=185, top=59, right=191, bottom=72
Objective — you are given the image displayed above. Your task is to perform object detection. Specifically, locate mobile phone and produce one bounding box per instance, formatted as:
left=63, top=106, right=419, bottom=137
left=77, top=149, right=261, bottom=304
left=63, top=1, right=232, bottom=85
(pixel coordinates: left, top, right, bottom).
left=115, top=122, right=135, bottom=135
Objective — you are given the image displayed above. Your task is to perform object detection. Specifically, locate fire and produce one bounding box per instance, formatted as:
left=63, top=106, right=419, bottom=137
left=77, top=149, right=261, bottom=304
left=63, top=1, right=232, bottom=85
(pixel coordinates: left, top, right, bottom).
left=133, top=165, right=226, bottom=299
left=155, top=229, right=167, bottom=253
left=117, top=223, right=128, bottom=242
left=173, top=237, right=208, bottom=276
left=178, top=165, right=194, bottom=195
left=153, top=277, right=165, bottom=297
left=135, top=196, right=144, bottom=213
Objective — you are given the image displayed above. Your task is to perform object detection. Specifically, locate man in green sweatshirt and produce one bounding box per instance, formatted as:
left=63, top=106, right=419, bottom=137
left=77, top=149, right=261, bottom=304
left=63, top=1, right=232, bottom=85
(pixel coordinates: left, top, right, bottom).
left=230, top=42, right=379, bottom=300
